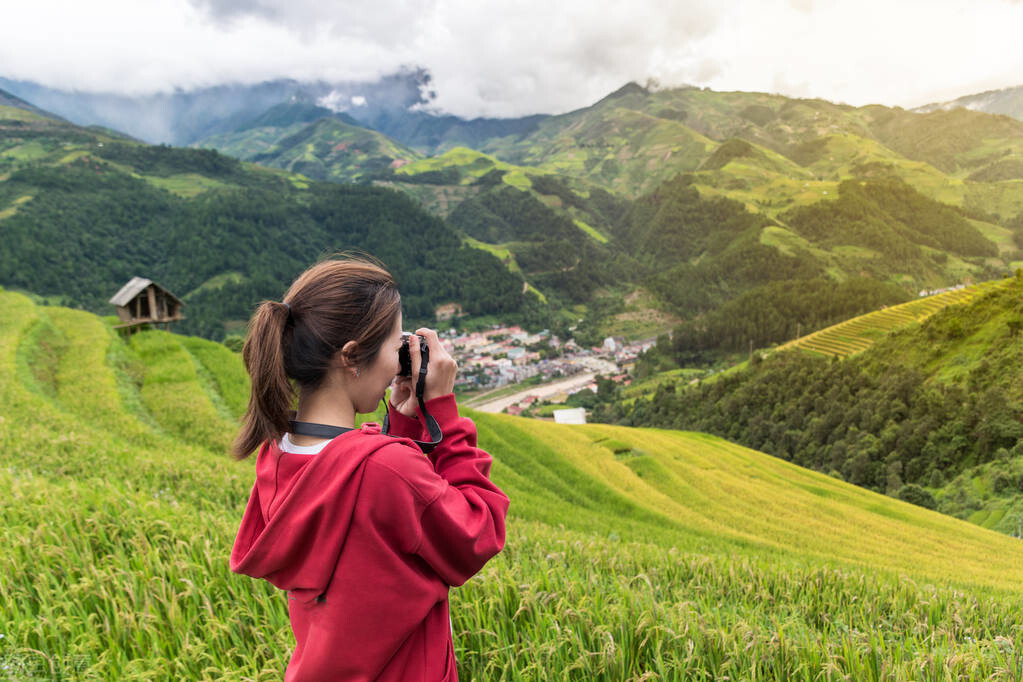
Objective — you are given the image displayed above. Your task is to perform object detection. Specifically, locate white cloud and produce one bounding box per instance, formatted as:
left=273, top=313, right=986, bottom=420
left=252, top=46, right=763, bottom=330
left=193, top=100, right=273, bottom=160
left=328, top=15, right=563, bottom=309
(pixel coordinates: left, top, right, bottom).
left=1, top=0, right=1022, bottom=117
left=696, top=0, right=1023, bottom=109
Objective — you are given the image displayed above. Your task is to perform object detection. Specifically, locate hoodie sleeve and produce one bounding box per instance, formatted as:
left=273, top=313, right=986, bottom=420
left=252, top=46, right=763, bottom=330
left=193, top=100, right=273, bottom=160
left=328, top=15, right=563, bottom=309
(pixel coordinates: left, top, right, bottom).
left=366, top=394, right=509, bottom=587
left=386, top=400, right=427, bottom=440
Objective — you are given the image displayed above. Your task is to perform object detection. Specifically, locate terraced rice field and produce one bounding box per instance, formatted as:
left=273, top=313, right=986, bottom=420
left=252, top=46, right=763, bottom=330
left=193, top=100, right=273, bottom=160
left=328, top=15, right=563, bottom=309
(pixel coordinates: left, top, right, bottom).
left=5, top=287, right=1023, bottom=679
left=777, top=279, right=1011, bottom=358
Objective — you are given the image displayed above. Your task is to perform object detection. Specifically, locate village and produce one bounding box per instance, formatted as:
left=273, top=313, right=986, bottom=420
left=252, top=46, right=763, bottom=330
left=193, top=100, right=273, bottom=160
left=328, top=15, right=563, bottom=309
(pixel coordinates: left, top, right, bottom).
left=439, top=323, right=656, bottom=420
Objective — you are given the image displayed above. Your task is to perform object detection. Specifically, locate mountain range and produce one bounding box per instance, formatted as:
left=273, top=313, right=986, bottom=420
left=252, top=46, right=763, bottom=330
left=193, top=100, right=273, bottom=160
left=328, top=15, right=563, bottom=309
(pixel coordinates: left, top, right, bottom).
left=6, top=74, right=1023, bottom=148
left=0, top=98, right=529, bottom=338
left=2, top=77, right=1022, bottom=352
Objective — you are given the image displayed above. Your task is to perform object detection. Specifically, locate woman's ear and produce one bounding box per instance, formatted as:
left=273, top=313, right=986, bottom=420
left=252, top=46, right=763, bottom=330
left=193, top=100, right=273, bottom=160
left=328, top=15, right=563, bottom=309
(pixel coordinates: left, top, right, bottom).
left=338, top=340, right=361, bottom=377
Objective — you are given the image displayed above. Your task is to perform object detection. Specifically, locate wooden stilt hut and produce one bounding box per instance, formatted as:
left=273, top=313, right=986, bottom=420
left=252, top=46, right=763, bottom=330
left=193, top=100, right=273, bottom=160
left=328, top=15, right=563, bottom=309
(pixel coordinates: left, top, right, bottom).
left=109, top=277, right=184, bottom=334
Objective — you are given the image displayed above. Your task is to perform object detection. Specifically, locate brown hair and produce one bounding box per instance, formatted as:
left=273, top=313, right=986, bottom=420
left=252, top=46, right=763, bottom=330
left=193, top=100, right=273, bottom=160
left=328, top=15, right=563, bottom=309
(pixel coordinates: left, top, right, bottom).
left=232, top=255, right=401, bottom=459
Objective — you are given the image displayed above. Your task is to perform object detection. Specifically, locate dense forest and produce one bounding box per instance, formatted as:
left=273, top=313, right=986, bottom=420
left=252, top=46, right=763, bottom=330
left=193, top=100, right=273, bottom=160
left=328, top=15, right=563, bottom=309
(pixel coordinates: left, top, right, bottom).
left=622, top=175, right=766, bottom=264
left=637, top=277, right=911, bottom=369
left=528, top=174, right=632, bottom=233
left=94, top=142, right=246, bottom=179
left=0, top=157, right=527, bottom=338
left=448, top=184, right=580, bottom=243
left=446, top=182, right=637, bottom=304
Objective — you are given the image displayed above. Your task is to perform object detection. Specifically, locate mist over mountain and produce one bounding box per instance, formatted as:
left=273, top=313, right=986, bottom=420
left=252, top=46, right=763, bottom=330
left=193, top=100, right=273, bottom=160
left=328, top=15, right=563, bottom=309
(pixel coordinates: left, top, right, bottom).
left=0, top=70, right=434, bottom=145
left=0, top=87, right=64, bottom=121
left=0, top=71, right=555, bottom=154
left=916, top=84, right=1023, bottom=122
left=11, top=69, right=1023, bottom=158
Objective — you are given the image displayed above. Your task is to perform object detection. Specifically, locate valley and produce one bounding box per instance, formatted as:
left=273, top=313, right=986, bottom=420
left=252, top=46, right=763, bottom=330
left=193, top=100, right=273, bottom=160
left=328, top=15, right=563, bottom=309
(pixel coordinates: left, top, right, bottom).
left=1, top=76, right=1022, bottom=679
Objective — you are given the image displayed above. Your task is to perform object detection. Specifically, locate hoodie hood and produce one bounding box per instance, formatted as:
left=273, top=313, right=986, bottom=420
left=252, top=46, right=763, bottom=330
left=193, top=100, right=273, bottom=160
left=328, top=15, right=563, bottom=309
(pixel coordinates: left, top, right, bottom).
left=229, top=422, right=391, bottom=604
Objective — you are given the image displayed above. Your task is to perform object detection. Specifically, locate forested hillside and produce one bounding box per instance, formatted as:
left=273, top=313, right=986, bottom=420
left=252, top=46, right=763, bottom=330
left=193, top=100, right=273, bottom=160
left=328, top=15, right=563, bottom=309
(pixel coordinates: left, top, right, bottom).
left=0, top=105, right=528, bottom=338
left=6, top=79, right=1023, bottom=353
left=601, top=274, right=1023, bottom=533
left=194, top=82, right=1023, bottom=351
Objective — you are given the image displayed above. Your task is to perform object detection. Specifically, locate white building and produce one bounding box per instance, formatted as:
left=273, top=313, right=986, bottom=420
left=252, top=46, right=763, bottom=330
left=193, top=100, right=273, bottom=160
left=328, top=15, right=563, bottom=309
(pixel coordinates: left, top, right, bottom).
left=553, top=408, right=587, bottom=425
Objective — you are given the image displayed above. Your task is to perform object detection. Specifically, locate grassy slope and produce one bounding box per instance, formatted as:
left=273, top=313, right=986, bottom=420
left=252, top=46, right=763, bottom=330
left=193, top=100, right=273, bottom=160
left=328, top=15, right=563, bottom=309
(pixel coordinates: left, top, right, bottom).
left=633, top=275, right=1023, bottom=533
left=4, top=287, right=1023, bottom=679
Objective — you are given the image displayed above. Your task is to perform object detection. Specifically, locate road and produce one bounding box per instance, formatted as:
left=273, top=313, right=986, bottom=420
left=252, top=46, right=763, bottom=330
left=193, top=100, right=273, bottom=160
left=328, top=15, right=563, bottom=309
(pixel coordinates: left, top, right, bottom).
left=466, top=372, right=597, bottom=413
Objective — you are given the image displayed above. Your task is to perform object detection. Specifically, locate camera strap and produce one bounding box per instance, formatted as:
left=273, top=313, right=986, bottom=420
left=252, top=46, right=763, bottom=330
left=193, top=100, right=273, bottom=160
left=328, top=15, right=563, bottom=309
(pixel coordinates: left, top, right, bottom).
left=288, top=366, right=442, bottom=453
left=288, top=419, right=353, bottom=439
left=382, top=358, right=442, bottom=453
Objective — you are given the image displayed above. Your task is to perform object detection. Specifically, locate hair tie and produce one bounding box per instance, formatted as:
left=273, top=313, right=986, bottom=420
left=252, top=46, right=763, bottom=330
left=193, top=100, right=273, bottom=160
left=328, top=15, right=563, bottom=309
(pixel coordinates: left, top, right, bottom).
left=282, top=302, right=290, bottom=311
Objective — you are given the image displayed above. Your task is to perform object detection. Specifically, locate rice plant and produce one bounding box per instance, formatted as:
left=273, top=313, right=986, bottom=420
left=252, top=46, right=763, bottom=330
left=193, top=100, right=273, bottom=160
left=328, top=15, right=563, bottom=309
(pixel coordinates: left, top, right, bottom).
left=3, top=288, right=1023, bottom=680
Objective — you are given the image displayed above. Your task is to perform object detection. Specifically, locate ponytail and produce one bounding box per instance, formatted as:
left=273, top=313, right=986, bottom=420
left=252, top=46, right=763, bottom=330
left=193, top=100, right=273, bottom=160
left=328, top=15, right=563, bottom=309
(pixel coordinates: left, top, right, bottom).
left=232, top=300, right=294, bottom=459
left=231, top=255, right=401, bottom=460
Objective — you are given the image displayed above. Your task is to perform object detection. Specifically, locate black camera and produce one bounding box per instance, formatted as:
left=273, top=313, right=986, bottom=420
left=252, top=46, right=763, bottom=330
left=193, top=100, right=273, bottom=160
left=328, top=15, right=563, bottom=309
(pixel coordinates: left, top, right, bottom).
left=398, top=332, right=429, bottom=378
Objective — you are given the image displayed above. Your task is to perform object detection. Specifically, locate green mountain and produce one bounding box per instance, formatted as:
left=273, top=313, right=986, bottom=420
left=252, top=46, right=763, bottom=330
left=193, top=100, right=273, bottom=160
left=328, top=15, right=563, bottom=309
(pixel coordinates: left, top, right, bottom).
left=436, top=87, right=1021, bottom=344
left=605, top=273, right=1023, bottom=534
left=383, top=144, right=1014, bottom=346
left=603, top=170, right=1013, bottom=354
left=373, top=147, right=635, bottom=315
left=10, top=82, right=1023, bottom=352
left=5, top=287, right=1023, bottom=678
left=0, top=104, right=528, bottom=338
left=196, top=108, right=422, bottom=183
left=462, top=84, right=1023, bottom=222
left=202, top=83, right=1022, bottom=283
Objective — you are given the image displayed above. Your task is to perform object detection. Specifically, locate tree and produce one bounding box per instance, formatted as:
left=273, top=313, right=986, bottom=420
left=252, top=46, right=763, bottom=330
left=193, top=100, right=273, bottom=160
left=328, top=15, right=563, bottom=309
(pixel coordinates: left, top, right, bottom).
left=896, top=484, right=937, bottom=510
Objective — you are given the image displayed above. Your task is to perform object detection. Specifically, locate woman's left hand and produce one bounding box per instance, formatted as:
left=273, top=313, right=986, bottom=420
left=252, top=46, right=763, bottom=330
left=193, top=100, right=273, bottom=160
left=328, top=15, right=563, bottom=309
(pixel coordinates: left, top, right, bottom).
left=389, top=332, right=423, bottom=418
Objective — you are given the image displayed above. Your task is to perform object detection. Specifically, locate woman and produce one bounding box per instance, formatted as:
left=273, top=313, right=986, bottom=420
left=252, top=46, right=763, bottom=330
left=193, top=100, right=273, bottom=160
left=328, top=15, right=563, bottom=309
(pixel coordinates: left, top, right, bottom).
left=229, top=256, right=509, bottom=681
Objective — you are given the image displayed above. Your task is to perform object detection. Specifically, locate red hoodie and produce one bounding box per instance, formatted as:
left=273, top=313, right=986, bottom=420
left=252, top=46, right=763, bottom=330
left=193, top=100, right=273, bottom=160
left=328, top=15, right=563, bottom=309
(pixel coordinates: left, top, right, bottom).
left=230, top=394, right=509, bottom=681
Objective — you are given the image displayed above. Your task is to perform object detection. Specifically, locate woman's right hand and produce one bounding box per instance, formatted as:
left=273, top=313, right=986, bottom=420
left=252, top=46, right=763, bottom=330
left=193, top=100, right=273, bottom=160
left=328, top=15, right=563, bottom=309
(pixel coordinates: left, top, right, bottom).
left=414, top=328, right=456, bottom=402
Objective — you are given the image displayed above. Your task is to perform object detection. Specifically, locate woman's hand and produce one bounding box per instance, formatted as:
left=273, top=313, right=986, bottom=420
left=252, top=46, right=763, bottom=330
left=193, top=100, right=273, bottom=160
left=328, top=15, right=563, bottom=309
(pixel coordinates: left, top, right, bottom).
left=415, top=328, right=456, bottom=402
left=389, top=328, right=457, bottom=417
left=389, top=335, right=419, bottom=418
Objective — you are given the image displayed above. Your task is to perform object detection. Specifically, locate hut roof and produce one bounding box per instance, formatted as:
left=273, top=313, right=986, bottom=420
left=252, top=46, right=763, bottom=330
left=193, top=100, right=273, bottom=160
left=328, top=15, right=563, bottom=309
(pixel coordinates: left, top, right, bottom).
left=109, top=277, right=182, bottom=307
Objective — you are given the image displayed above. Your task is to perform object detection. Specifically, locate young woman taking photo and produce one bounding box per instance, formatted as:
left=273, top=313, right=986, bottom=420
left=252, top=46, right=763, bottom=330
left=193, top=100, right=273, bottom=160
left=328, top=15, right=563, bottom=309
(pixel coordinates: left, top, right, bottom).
left=229, top=256, right=509, bottom=681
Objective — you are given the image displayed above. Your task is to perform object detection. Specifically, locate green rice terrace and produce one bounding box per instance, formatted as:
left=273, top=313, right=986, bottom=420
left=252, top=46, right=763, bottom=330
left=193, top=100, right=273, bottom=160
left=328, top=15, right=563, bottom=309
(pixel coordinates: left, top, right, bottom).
left=4, top=287, right=1023, bottom=680
left=777, top=279, right=1011, bottom=358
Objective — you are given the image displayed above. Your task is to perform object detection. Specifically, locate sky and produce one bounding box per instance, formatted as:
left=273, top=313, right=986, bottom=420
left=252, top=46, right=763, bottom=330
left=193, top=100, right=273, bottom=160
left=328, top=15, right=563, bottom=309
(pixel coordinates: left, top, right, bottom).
left=1, top=0, right=1022, bottom=118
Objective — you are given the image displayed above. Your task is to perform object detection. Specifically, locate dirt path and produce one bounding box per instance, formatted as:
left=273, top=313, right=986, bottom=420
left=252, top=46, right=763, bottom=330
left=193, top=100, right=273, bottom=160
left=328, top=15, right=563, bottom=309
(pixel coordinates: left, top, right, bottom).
left=466, top=372, right=596, bottom=413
